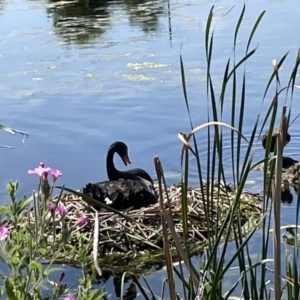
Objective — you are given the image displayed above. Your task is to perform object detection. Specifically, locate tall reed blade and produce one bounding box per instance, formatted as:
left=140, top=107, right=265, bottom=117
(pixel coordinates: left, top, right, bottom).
left=272, top=106, right=288, bottom=299
left=154, top=156, right=177, bottom=299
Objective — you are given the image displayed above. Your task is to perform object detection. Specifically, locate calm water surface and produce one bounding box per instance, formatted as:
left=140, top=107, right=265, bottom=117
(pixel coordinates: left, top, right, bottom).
left=1, top=0, right=300, bottom=297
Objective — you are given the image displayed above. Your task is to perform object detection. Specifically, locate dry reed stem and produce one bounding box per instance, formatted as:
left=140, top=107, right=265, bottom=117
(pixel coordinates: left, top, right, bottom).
left=154, top=156, right=176, bottom=300
left=93, top=210, right=102, bottom=276
left=272, top=105, right=288, bottom=300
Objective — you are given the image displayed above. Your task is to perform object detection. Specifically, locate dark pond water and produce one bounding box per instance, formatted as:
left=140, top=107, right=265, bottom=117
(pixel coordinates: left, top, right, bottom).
left=1, top=0, right=300, bottom=297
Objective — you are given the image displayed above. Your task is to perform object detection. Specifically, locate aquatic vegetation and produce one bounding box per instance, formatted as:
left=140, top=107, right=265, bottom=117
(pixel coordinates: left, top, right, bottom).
left=3, top=175, right=262, bottom=274
left=154, top=4, right=300, bottom=300
left=0, top=153, right=262, bottom=298
left=0, top=170, right=105, bottom=299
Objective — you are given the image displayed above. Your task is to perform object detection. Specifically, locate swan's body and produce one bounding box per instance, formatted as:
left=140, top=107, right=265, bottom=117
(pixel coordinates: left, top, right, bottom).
left=282, top=156, right=298, bottom=169
left=260, top=128, right=291, bottom=152
left=106, top=141, right=153, bottom=184
left=82, top=141, right=157, bottom=210
left=82, top=177, right=157, bottom=210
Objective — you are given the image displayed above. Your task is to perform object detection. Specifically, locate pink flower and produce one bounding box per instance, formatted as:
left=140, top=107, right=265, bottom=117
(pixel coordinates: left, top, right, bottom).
left=50, top=169, right=62, bottom=182
left=77, top=216, right=87, bottom=226
left=57, top=205, right=66, bottom=215
left=28, top=165, right=51, bottom=177
left=28, top=163, right=62, bottom=186
left=47, top=204, right=56, bottom=215
left=0, top=226, right=9, bottom=241
left=64, top=296, right=76, bottom=300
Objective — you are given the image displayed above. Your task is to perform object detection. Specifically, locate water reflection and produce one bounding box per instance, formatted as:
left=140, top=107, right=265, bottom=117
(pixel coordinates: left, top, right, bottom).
left=123, top=0, right=166, bottom=33
left=0, top=0, right=6, bottom=14
left=46, top=0, right=111, bottom=44
left=281, top=179, right=293, bottom=204
left=112, top=276, right=137, bottom=300
left=98, top=271, right=140, bottom=299
left=260, top=156, right=298, bottom=205
left=46, top=0, right=167, bottom=44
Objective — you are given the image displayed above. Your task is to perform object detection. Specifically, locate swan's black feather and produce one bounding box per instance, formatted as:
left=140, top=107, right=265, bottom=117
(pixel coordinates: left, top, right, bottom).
left=118, top=169, right=153, bottom=183
left=82, top=178, right=157, bottom=210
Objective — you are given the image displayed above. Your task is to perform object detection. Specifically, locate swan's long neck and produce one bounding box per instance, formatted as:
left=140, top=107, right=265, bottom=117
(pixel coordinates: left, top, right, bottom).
left=106, top=148, right=120, bottom=181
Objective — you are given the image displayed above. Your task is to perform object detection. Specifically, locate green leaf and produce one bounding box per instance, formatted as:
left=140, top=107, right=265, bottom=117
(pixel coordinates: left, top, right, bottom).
left=4, top=278, right=17, bottom=300
left=11, top=256, right=20, bottom=265
left=0, top=205, right=12, bottom=216
left=6, top=182, right=17, bottom=202
left=18, top=255, right=30, bottom=272
left=87, top=289, right=106, bottom=300
left=16, top=196, right=28, bottom=213
left=57, top=283, right=68, bottom=297
left=16, top=193, right=37, bottom=215
left=76, top=275, right=85, bottom=286
left=39, top=247, right=47, bottom=256
left=29, top=261, right=43, bottom=274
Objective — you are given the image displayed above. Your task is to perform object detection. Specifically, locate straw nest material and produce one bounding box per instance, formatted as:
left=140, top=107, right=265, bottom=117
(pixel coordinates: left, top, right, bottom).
left=7, top=181, right=263, bottom=272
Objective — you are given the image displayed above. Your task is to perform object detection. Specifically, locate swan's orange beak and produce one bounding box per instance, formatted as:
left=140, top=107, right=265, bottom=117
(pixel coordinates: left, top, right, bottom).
left=121, top=155, right=131, bottom=166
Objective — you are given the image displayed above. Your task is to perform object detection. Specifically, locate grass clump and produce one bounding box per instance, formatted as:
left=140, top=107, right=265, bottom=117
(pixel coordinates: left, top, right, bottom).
left=0, top=168, right=105, bottom=300
left=147, top=4, right=300, bottom=300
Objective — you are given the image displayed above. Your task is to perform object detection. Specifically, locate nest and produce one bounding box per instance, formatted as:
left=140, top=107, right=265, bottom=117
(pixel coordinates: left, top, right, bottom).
left=6, top=181, right=263, bottom=273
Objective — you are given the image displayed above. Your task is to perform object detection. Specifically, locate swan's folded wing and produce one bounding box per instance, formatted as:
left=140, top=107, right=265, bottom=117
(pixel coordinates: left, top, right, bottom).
left=83, top=179, right=157, bottom=210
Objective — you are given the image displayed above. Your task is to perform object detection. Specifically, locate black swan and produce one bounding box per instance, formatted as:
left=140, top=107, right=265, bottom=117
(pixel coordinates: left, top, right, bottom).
left=106, top=141, right=153, bottom=184
left=82, top=177, right=157, bottom=210
left=260, top=128, right=291, bottom=152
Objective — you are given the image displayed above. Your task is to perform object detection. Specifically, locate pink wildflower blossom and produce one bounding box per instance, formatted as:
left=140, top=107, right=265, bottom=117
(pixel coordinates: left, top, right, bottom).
left=57, top=205, right=66, bottom=215
left=77, top=215, right=87, bottom=226
left=28, top=163, right=62, bottom=182
left=47, top=204, right=56, bottom=215
left=0, top=226, right=9, bottom=241
left=50, top=169, right=62, bottom=182
left=28, top=165, right=51, bottom=177
left=64, top=295, right=76, bottom=300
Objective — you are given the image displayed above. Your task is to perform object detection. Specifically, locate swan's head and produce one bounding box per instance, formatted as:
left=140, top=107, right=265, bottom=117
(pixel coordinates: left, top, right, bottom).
left=110, top=141, right=132, bottom=166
